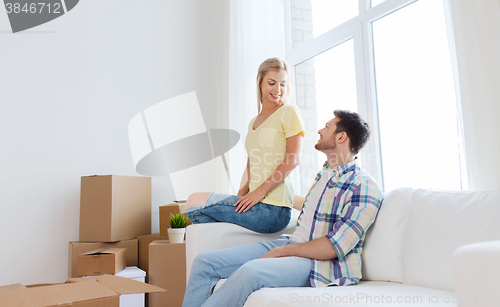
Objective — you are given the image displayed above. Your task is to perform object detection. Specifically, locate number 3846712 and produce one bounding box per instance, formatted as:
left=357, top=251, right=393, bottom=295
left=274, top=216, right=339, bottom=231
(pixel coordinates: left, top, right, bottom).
left=5, top=2, right=62, bottom=14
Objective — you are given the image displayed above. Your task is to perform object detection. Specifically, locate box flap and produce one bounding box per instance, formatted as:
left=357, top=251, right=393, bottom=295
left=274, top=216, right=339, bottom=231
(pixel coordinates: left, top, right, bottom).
left=80, top=247, right=126, bottom=256
left=0, top=288, right=37, bottom=306
left=0, top=283, right=26, bottom=291
left=69, top=275, right=166, bottom=295
left=0, top=280, right=118, bottom=307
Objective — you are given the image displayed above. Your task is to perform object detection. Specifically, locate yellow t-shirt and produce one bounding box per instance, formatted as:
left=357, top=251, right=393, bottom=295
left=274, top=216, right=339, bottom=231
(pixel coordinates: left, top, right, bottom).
left=245, top=104, right=305, bottom=208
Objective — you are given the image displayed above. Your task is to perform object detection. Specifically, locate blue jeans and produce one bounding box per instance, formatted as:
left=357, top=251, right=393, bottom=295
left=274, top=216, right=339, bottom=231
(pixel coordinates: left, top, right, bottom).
left=182, top=238, right=312, bottom=307
left=185, top=193, right=291, bottom=233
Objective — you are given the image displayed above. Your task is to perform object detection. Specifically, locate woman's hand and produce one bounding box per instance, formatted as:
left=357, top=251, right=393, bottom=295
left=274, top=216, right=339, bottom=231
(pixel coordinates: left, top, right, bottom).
left=234, top=189, right=266, bottom=213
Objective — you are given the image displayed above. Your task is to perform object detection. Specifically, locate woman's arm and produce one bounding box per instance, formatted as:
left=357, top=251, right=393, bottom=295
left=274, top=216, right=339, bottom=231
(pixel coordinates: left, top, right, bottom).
left=237, top=158, right=250, bottom=196
left=234, top=133, right=303, bottom=213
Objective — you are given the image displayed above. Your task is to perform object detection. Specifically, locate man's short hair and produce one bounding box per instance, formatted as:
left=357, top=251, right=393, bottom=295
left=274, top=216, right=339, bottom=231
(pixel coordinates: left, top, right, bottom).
left=333, top=110, right=370, bottom=155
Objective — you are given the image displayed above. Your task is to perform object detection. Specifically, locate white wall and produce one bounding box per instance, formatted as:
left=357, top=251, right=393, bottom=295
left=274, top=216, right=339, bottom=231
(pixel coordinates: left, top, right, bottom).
left=0, top=0, right=228, bottom=286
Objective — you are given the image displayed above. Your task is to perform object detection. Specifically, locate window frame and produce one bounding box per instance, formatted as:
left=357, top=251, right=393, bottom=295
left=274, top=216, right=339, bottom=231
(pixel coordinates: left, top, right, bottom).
left=283, top=0, right=428, bottom=190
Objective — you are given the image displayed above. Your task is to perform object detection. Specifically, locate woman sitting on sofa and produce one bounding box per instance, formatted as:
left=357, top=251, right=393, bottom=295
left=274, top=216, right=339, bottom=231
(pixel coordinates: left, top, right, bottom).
left=184, top=57, right=305, bottom=234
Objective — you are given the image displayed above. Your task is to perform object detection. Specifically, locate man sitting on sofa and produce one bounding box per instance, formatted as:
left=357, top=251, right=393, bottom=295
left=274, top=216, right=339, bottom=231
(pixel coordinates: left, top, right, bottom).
left=182, top=110, right=384, bottom=307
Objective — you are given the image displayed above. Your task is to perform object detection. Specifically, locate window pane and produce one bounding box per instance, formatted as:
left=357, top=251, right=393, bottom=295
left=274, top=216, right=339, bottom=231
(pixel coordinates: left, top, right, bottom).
left=295, top=39, right=358, bottom=195
left=373, top=0, right=462, bottom=191
left=291, top=0, right=358, bottom=48
left=371, top=0, right=385, bottom=7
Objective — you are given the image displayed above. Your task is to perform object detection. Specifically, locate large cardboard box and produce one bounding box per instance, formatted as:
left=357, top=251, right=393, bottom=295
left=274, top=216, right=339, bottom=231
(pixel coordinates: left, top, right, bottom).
left=79, top=175, right=151, bottom=242
left=77, top=248, right=127, bottom=277
left=149, top=240, right=186, bottom=307
left=159, top=203, right=191, bottom=238
left=68, top=239, right=138, bottom=278
left=137, top=233, right=166, bottom=282
left=0, top=275, right=165, bottom=307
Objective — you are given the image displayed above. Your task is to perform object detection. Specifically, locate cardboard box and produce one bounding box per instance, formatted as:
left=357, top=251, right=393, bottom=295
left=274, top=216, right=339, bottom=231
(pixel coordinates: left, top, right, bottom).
left=137, top=233, right=167, bottom=282
left=77, top=247, right=127, bottom=277
left=0, top=275, right=165, bottom=307
left=0, top=283, right=26, bottom=291
left=137, top=234, right=167, bottom=307
left=149, top=240, right=186, bottom=307
left=159, top=203, right=191, bottom=238
left=69, top=239, right=138, bottom=278
left=79, top=175, right=151, bottom=242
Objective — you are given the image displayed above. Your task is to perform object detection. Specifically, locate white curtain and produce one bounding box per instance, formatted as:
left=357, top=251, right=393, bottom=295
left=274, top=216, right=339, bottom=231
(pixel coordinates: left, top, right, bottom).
left=446, top=0, right=500, bottom=191
left=226, top=0, right=286, bottom=190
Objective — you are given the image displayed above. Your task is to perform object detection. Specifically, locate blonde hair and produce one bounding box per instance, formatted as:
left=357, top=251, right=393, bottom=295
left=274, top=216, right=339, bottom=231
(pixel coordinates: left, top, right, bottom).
left=256, top=57, right=292, bottom=113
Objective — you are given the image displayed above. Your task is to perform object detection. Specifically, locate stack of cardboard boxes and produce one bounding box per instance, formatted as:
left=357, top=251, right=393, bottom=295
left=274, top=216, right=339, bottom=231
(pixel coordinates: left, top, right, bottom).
left=69, top=175, right=151, bottom=280
left=73, top=175, right=191, bottom=307
left=0, top=175, right=167, bottom=306
left=1, top=174, right=191, bottom=306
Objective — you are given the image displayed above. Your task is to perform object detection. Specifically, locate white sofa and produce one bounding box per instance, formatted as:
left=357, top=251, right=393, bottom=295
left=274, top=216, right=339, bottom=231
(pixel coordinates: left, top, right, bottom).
left=186, top=188, right=500, bottom=306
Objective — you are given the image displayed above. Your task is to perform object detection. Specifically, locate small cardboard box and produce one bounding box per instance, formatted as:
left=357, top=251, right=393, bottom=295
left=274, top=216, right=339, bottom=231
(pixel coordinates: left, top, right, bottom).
left=77, top=247, right=127, bottom=277
left=69, top=239, right=138, bottom=278
left=149, top=240, right=186, bottom=307
left=0, top=275, right=165, bottom=307
left=79, top=175, right=151, bottom=242
left=159, top=203, right=191, bottom=238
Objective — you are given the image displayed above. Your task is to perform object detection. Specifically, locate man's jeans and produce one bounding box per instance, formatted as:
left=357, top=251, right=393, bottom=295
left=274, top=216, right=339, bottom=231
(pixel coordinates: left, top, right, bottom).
left=182, top=238, right=312, bottom=307
left=185, top=193, right=291, bottom=233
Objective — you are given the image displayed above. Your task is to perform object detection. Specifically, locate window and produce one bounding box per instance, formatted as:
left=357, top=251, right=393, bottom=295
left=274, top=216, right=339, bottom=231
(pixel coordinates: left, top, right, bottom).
left=294, top=39, right=358, bottom=195
left=285, top=0, right=465, bottom=193
left=291, top=0, right=358, bottom=47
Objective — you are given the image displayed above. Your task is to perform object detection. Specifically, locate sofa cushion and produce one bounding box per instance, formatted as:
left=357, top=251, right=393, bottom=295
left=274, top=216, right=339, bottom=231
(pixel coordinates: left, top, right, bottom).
left=361, top=187, right=413, bottom=283
left=241, top=281, right=457, bottom=306
left=402, top=189, right=500, bottom=292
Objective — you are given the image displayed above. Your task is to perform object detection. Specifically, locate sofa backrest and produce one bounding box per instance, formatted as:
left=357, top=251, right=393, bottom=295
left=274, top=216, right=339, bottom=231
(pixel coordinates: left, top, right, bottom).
left=361, top=187, right=413, bottom=283
left=401, top=189, right=500, bottom=292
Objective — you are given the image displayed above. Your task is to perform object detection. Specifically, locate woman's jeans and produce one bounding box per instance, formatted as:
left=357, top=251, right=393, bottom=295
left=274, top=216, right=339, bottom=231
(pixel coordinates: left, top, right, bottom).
left=185, top=193, right=291, bottom=233
left=182, top=238, right=312, bottom=307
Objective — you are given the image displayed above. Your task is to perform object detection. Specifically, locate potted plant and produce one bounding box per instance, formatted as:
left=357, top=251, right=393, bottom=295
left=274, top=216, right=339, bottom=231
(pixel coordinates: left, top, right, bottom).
left=168, top=213, right=189, bottom=243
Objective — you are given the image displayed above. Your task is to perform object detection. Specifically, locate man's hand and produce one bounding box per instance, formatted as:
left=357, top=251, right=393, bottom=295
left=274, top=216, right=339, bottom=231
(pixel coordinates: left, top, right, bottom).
left=234, top=189, right=266, bottom=213
left=261, top=237, right=338, bottom=261
left=260, top=246, right=290, bottom=259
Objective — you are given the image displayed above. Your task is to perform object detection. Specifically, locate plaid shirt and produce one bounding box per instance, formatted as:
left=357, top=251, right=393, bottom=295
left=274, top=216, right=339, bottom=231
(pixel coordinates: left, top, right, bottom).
left=299, top=159, right=383, bottom=287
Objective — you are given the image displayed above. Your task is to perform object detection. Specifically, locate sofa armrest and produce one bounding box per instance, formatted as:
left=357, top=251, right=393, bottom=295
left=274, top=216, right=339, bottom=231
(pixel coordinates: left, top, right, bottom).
left=186, top=209, right=299, bottom=280
left=454, top=240, right=500, bottom=307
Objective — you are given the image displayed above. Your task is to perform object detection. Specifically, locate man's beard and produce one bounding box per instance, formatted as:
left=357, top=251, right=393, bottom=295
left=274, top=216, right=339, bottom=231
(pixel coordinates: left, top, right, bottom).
left=315, top=139, right=336, bottom=151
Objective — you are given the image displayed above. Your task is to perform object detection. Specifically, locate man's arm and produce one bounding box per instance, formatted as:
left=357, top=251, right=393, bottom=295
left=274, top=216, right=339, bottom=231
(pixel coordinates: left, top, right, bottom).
left=262, top=179, right=382, bottom=261
left=260, top=237, right=337, bottom=261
